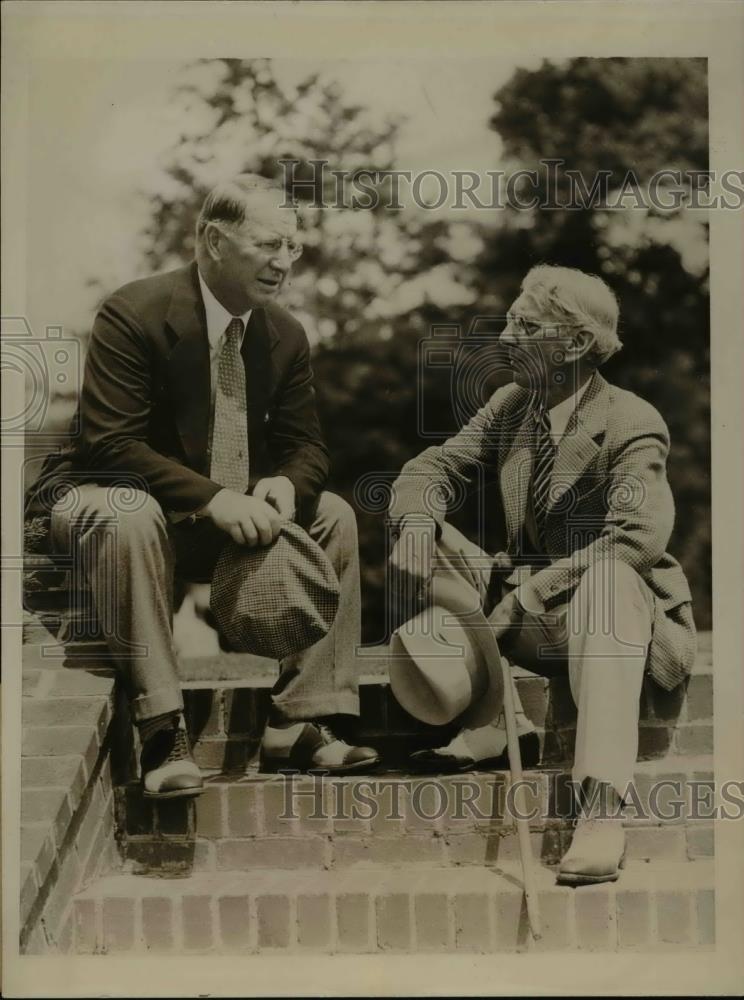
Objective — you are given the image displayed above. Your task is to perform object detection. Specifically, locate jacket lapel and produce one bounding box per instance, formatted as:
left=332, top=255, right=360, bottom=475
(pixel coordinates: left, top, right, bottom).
left=499, top=373, right=610, bottom=542
left=548, top=371, right=609, bottom=510
left=164, top=264, right=282, bottom=477
left=165, top=263, right=211, bottom=474
left=242, top=308, right=274, bottom=435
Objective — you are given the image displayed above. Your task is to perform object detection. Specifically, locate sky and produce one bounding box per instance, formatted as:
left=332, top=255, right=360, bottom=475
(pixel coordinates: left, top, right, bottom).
left=23, top=52, right=706, bottom=362
left=26, top=55, right=535, bottom=343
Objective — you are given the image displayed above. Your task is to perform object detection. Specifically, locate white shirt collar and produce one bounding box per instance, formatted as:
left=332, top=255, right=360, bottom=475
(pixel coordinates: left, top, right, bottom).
left=197, top=270, right=252, bottom=352
left=546, top=376, right=593, bottom=445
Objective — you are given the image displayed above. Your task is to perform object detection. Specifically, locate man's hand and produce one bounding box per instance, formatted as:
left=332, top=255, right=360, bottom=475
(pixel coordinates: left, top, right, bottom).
left=205, top=489, right=283, bottom=547
left=487, top=589, right=524, bottom=640
left=389, top=517, right=437, bottom=602
left=252, top=476, right=296, bottom=521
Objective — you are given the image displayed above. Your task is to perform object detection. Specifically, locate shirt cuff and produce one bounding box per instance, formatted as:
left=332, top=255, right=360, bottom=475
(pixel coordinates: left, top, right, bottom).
left=389, top=513, right=440, bottom=542
left=167, top=503, right=211, bottom=526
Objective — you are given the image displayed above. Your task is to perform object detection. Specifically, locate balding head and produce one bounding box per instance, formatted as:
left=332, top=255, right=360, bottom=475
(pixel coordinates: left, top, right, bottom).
left=195, top=174, right=301, bottom=313
left=195, top=174, right=296, bottom=246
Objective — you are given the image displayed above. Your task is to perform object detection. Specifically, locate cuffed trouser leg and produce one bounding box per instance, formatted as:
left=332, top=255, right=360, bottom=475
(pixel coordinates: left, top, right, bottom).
left=504, top=558, right=655, bottom=799
left=271, top=492, right=362, bottom=720
left=567, top=558, right=654, bottom=798
left=50, top=484, right=183, bottom=722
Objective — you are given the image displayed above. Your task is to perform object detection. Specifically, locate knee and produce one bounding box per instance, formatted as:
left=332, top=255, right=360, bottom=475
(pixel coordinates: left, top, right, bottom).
left=576, top=558, right=644, bottom=597
left=94, top=489, right=166, bottom=542
left=52, top=484, right=163, bottom=536
left=119, top=491, right=166, bottom=534
left=315, top=491, right=357, bottom=533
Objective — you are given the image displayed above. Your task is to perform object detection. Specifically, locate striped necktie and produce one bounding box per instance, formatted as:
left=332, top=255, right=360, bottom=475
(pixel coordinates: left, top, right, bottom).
left=210, top=317, right=250, bottom=494
left=531, top=396, right=555, bottom=550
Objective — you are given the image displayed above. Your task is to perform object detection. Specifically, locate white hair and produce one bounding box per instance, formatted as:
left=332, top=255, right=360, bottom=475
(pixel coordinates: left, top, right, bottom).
left=520, top=264, right=622, bottom=366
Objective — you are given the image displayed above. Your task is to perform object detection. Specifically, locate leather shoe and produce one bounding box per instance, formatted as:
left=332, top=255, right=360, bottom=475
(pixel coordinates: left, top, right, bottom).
left=557, top=818, right=625, bottom=885
left=557, top=777, right=625, bottom=885
left=141, top=720, right=204, bottom=799
left=260, top=720, right=380, bottom=775
left=409, top=729, right=540, bottom=774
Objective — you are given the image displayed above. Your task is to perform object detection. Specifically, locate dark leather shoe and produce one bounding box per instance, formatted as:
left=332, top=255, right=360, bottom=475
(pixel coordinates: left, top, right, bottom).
left=409, top=731, right=540, bottom=774
left=141, top=722, right=204, bottom=799
left=260, top=721, right=380, bottom=775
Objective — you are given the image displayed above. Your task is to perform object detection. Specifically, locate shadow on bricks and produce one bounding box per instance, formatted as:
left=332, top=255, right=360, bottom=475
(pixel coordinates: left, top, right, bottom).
left=541, top=670, right=689, bottom=764
left=117, top=786, right=200, bottom=877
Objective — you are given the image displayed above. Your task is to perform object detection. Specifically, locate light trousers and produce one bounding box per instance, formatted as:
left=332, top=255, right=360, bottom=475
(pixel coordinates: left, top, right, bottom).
left=433, top=523, right=655, bottom=797
left=50, top=485, right=362, bottom=724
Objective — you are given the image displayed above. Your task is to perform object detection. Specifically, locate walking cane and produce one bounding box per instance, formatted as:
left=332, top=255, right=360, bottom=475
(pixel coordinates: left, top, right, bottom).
left=432, top=577, right=542, bottom=942
left=483, top=625, right=543, bottom=942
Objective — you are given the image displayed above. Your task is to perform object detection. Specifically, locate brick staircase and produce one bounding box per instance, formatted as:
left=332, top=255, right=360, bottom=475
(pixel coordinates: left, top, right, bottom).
left=20, top=553, right=715, bottom=953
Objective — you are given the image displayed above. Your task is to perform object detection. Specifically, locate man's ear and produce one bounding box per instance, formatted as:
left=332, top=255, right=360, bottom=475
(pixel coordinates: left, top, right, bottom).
left=566, top=329, right=594, bottom=363
left=203, top=223, right=223, bottom=263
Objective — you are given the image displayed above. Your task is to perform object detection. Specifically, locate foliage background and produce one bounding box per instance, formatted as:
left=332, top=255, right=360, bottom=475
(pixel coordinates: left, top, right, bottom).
left=28, top=56, right=711, bottom=638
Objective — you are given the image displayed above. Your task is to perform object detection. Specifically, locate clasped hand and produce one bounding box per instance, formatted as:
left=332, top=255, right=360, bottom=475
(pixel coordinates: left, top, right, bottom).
left=205, top=476, right=295, bottom=547
left=389, top=520, right=524, bottom=637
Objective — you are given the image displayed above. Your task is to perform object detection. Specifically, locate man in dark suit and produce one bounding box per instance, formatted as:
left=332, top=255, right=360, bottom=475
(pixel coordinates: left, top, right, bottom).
left=28, top=174, right=378, bottom=798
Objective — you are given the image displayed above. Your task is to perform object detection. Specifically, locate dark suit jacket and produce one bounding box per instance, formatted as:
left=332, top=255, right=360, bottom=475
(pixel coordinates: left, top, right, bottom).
left=26, top=262, right=330, bottom=525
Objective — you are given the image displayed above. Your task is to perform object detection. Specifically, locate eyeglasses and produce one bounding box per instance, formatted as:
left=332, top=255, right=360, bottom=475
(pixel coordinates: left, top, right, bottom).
left=248, top=236, right=304, bottom=262
left=211, top=223, right=304, bottom=262
left=505, top=313, right=544, bottom=337
left=505, top=314, right=583, bottom=338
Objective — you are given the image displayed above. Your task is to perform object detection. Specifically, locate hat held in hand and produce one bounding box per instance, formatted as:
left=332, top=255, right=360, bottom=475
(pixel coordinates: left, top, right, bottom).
left=210, top=520, right=340, bottom=660
left=389, top=576, right=504, bottom=726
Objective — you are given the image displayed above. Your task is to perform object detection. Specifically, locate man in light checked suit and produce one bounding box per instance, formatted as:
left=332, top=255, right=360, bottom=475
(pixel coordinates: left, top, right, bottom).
left=388, top=265, right=696, bottom=885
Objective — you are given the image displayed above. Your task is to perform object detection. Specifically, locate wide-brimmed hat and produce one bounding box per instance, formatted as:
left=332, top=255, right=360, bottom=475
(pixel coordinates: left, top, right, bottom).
left=210, top=521, right=339, bottom=660
left=389, top=576, right=505, bottom=726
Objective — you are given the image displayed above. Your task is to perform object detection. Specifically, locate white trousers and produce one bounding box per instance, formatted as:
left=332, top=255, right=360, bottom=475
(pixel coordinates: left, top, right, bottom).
left=434, top=523, right=655, bottom=797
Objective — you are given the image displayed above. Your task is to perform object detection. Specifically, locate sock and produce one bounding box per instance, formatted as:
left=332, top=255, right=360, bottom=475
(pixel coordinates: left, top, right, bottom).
left=488, top=709, right=536, bottom=736
left=268, top=667, right=301, bottom=725
left=139, top=710, right=182, bottom=744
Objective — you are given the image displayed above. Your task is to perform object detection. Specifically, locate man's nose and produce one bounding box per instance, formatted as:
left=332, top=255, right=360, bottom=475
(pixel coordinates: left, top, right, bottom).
left=268, top=246, right=294, bottom=270
left=500, top=321, right=517, bottom=346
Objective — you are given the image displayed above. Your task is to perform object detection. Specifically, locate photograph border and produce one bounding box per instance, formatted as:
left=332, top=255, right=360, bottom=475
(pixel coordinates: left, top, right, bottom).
left=2, top=1, right=743, bottom=996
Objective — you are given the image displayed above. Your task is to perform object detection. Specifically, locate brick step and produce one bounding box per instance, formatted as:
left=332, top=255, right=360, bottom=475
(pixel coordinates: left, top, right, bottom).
left=70, top=859, right=715, bottom=953
left=117, top=760, right=715, bottom=876
left=176, top=677, right=712, bottom=772
left=21, top=627, right=714, bottom=771
left=21, top=603, right=713, bottom=676
left=20, top=669, right=120, bottom=954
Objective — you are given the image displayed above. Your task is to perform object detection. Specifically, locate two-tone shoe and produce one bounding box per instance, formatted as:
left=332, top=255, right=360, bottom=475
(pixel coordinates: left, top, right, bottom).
left=141, top=720, right=204, bottom=800
left=409, top=726, right=540, bottom=774
left=260, top=720, right=380, bottom=775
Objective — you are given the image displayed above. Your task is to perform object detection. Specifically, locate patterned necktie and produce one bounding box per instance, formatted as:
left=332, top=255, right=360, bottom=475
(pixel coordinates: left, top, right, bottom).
left=210, top=317, right=250, bottom=493
left=531, top=396, right=555, bottom=550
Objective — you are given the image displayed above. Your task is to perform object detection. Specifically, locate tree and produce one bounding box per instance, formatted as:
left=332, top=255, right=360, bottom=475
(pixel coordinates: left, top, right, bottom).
left=138, top=57, right=444, bottom=344
left=135, top=58, right=467, bottom=639
left=480, top=57, right=711, bottom=627
left=130, top=56, right=711, bottom=638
